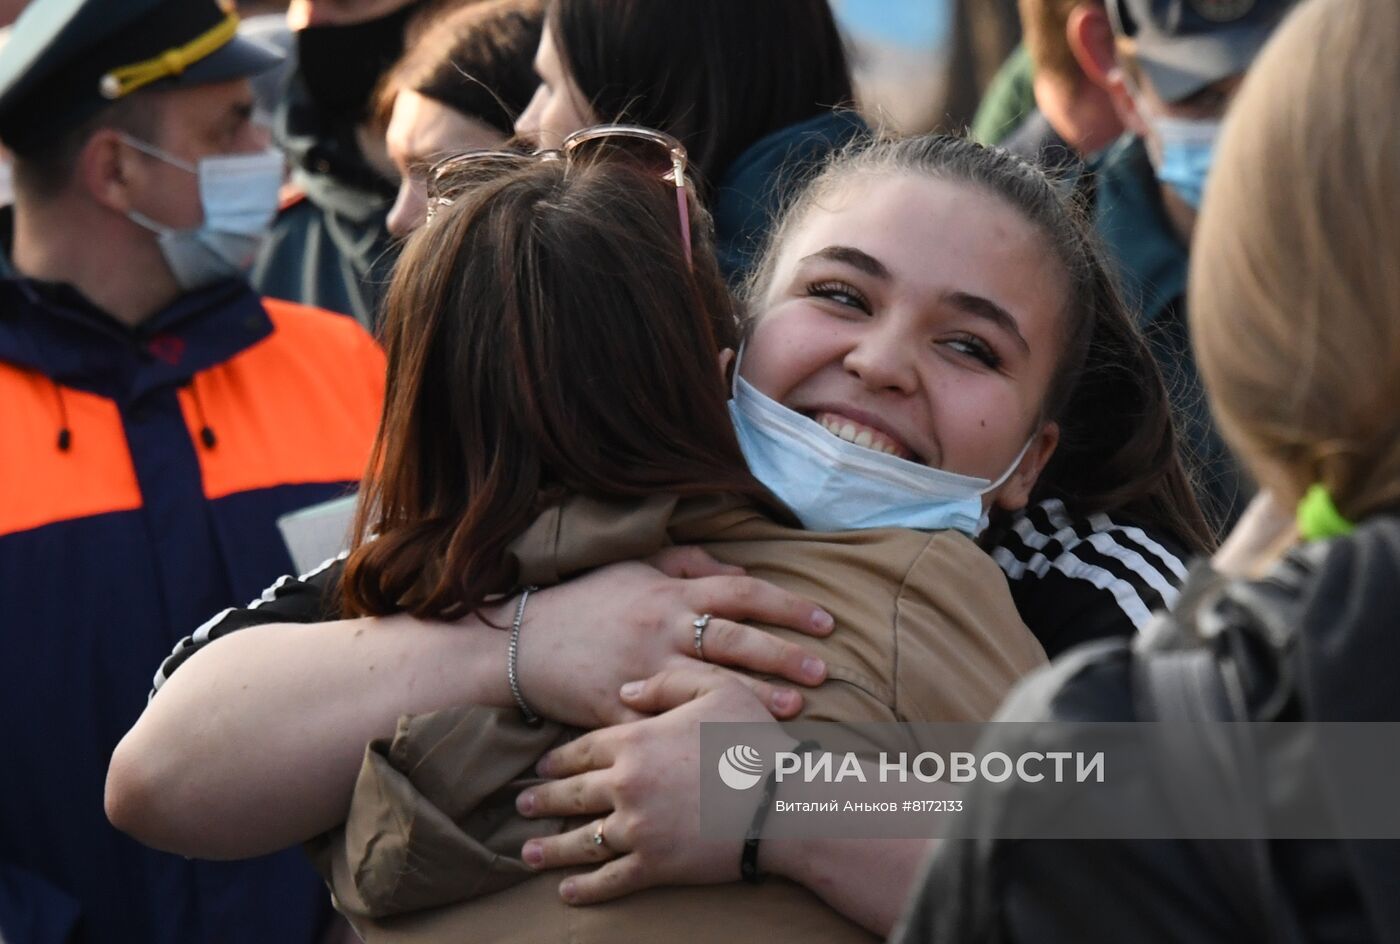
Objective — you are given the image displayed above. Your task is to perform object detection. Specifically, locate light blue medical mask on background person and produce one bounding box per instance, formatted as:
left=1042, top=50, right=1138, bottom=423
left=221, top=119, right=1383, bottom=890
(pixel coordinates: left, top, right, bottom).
left=1143, top=114, right=1221, bottom=209
left=728, top=372, right=1033, bottom=536
left=120, top=135, right=284, bottom=291
left=1122, top=77, right=1223, bottom=210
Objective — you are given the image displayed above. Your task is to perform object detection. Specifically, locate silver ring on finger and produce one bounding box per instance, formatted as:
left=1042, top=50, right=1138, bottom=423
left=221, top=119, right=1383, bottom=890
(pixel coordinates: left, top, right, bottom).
left=693, top=613, right=713, bottom=662
left=592, top=819, right=611, bottom=852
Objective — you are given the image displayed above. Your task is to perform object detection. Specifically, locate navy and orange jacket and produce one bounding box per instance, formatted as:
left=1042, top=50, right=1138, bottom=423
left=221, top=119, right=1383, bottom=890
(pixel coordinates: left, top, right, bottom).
left=0, top=271, right=384, bottom=943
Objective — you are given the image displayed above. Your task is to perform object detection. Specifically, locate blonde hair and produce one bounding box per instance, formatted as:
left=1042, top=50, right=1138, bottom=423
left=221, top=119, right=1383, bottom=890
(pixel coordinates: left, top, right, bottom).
left=1190, top=0, right=1400, bottom=524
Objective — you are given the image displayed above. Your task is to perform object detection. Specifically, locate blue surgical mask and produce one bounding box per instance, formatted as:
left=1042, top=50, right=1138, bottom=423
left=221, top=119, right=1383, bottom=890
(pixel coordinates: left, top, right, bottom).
left=1147, top=115, right=1221, bottom=209
left=120, top=135, right=284, bottom=291
left=1124, top=79, right=1223, bottom=210
left=728, top=371, right=1033, bottom=537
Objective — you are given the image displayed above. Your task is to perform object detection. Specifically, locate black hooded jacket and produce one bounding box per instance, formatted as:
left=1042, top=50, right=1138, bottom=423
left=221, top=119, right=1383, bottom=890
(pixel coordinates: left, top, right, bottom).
left=893, top=516, right=1400, bottom=944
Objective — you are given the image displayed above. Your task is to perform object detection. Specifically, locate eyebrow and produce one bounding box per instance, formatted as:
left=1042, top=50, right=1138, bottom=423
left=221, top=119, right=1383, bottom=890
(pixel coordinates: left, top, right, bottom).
left=943, top=291, right=1031, bottom=355
left=799, top=245, right=891, bottom=280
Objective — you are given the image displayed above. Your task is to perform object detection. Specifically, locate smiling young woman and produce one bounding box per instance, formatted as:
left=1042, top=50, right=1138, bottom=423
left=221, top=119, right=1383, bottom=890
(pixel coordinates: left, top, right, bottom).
left=737, top=135, right=1209, bottom=645
left=740, top=174, right=1064, bottom=492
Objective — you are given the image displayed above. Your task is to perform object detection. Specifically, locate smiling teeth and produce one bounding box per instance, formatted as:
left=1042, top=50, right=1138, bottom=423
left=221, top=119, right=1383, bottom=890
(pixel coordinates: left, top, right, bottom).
left=816, top=413, right=907, bottom=458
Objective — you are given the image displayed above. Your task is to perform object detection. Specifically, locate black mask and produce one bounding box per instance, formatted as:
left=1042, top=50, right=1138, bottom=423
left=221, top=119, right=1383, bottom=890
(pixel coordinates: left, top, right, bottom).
left=296, top=3, right=419, bottom=121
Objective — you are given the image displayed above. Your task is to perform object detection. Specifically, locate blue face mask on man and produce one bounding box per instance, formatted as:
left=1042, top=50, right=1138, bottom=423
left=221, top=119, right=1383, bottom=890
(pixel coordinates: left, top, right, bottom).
left=728, top=371, right=1034, bottom=537
left=1144, top=114, right=1222, bottom=209
left=120, top=134, right=285, bottom=291
left=1124, top=76, right=1224, bottom=210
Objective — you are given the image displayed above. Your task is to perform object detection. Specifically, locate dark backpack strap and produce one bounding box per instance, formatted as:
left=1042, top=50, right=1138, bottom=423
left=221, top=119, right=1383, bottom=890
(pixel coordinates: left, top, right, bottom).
left=1134, top=607, right=1306, bottom=943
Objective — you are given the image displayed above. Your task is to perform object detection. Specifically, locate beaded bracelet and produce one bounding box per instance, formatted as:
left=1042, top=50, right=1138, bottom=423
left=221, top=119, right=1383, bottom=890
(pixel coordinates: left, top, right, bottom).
left=742, top=738, right=820, bottom=884
left=507, top=586, right=541, bottom=725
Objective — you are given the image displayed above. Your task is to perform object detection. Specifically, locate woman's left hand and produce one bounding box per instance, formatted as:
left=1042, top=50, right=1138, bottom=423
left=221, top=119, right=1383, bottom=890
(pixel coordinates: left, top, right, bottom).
left=514, top=666, right=778, bottom=904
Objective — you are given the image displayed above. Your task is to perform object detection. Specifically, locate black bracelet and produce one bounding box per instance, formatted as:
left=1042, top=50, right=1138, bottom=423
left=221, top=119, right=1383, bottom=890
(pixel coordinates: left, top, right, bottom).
left=741, top=738, right=819, bottom=884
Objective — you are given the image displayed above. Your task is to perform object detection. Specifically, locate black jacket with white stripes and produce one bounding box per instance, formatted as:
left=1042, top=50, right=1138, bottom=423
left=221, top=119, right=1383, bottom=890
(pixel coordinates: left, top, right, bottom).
left=991, top=498, right=1191, bottom=658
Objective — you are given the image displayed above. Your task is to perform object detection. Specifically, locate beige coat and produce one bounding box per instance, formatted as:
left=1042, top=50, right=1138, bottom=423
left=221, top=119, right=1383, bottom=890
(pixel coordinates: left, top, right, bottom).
left=309, top=494, right=1045, bottom=943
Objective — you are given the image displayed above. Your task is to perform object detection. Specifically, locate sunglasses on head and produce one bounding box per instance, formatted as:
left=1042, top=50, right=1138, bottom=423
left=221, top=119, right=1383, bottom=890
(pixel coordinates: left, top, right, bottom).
left=425, top=124, right=693, bottom=266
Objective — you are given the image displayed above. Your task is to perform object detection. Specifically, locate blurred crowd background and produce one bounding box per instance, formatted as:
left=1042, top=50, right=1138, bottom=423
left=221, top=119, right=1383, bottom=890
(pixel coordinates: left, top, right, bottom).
left=0, top=0, right=1027, bottom=136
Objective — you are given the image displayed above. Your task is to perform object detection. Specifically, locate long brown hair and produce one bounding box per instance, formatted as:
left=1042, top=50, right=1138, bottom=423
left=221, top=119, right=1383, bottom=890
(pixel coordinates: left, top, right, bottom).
left=343, top=155, right=771, bottom=619
left=747, top=134, right=1215, bottom=553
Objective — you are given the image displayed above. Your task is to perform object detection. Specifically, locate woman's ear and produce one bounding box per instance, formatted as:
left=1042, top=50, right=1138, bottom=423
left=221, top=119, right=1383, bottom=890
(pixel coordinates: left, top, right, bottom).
left=718, top=347, right=736, bottom=382
left=994, top=422, right=1060, bottom=512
